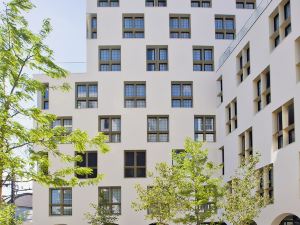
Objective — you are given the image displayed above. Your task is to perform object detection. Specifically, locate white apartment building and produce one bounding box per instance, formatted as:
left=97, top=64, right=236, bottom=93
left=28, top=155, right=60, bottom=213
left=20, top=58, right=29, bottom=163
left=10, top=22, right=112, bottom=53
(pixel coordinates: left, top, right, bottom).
left=33, top=0, right=300, bottom=224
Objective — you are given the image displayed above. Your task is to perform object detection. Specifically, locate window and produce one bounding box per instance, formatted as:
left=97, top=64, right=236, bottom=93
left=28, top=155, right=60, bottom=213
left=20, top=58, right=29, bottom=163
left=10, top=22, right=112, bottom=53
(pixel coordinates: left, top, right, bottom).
left=75, top=152, right=97, bottom=179
left=254, top=67, right=271, bottom=112
left=99, top=46, right=121, bottom=71
left=226, top=98, right=237, bottom=134
left=146, top=0, right=167, bottom=7
left=52, top=117, right=72, bottom=133
left=236, top=0, right=256, bottom=9
left=124, top=82, right=146, bottom=108
left=171, top=82, right=193, bottom=108
left=220, top=147, right=225, bottom=175
left=50, top=188, right=72, bottom=216
left=194, top=116, right=216, bottom=142
left=99, top=116, right=121, bottom=143
left=239, top=128, right=253, bottom=164
left=87, top=14, right=97, bottom=39
left=41, top=83, right=49, bottom=110
left=236, top=43, right=251, bottom=83
left=191, top=0, right=211, bottom=8
left=124, top=151, right=146, bottom=178
left=217, top=76, right=223, bottom=104
left=193, top=46, right=214, bottom=71
left=99, top=187, right=121, bottom=215
left=215, top=15, right=235, bottom=40
left=270, top=0, right=292, bottom=50
left=98, top=0, right=119, bottom=7
left=146, top=46, right=168, bottom=71
left=257, top=164, right=274, bottom=204
left=273, top=99, right=295, bottom=149
left=169, top=14, right=191, bottom=38
left=123, top=14, right=144, bottom=38
left=147, top=116, right=169, bottom=142
left=75, top=83, right=98, bottom=109
left=296, top=37, right=300, bottom=82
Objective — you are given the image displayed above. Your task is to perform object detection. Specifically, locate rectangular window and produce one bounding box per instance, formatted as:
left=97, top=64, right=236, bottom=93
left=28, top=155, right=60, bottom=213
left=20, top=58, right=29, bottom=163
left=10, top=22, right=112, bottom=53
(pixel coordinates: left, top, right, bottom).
left=124, top=82, right=146, bottom=108
left=220, top=147, right=225, bottom=175
left=147, top=116, right=169, bottom=142
left=257, top=164, right=274, bottom=204
left=217, top=76, right=223, bottom=104
left=52, top=117, right=73, bottom=134
left=239, top=128, right=253, bottom=164
left=193, top=46, right=214, bottom=71
left=171, top=82, right=193, bottom=108
left=215, top=15, right=235, bottom=40
left=169, top=14, right=191, bottom=39
left=284, top=1, right=291, bottom=20
left=123, top=14, right=144, bottom=38
left=41, top=83, right=49, bottom=110
left=99, top=116, right=121, bottom=143
left=87, top=14, right=97, bottom=39
left=146, top=46, right=168, bottom=71
left=98, top=0, right=119, bottom=7
left=191, top=0, right=211, bottom=7
left=237, top=43, right=251, bottom=84
left=75, top=152, right=97, bottom=179
left=99, top=187, right=121, bottom=215
left=194, top=116, right=216, bottom=142
left=236, top=0, right=256, bottom=9
left=75, top=83, right=98, bottom=109
left=124, top=151, right=146, bottom=178
left=226, top=98, right=238, bottom=134
left=99, top=46, right=121, bottom=71
left=146, top=0, right=167, bottom=7
left=254, top=67, right=271, bottom=112
left=50, top=188, right=72, bottom=216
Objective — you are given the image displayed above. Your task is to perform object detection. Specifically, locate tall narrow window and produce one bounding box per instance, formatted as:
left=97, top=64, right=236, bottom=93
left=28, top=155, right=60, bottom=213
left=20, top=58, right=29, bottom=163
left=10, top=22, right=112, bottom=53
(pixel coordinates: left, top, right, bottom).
left=76, top=83, right=98, bottom=109
left=41, top=83, right=49, bottom=110
left=124, top=82, right=146, bottom=108
left=226, top=98, right=238, bottom=134
left=146, top=0, right=167, bottom=7
left=87, top=14, right=97, bottom=39
left=147, top=116, right=169, bottom=142
left=220, top=147, right=225, bottom=175
left=99, top=116, right=121, bottom=143
left=236, top=43, right=251, bottom=83
left=99, top=46, right=121, bottom=71
left=215, top=15, right=235, bottom=40
left=191, top=0, right=211, bottom=7
left=217, top=76, right=223, bottom=104
left=98, top=0, right=119, bottom=7
left=50, top=188, right=72, bottom=216
left=124, top=151, right=146, bottom=178
left=99, top=187, right=121, bottom=214
left=123, top=14, right=144, bottom=38
left=194, top=116, right=216, bottom=142
left=75, top=152, right=97, bottom=179
left=169, top=14, right=191, bottom=38
left=254, top=67, right=271, bottom=112
left=193, top=46, right=214, bottom=71
left=146, top=46, right=168, bottom=71
left=171, top=82, right=193, bottom=108
left=239, top=128, right=253, bottom=164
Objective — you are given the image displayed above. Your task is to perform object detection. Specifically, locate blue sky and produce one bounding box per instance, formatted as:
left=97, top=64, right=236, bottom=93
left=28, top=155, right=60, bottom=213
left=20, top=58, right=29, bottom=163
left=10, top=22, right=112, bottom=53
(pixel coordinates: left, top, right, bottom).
left=27, top=0, right=87, bottom=72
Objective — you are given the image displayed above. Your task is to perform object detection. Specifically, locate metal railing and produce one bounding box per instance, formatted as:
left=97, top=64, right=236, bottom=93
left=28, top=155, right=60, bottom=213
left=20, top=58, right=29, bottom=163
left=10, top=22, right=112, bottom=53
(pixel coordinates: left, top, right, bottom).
left=217, top=0, right=274, bottom=70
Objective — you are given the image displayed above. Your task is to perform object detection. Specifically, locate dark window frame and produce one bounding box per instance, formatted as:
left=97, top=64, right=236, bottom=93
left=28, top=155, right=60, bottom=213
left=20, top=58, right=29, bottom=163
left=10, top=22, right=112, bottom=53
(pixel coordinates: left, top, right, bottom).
left=215, top=15, right=236, bottom=40
left=124, top=150, right=147, bottom=178
left=98, top=0, right=119, bottom=7
left=146, top=46, right=168, bottom=71
left=75, top=82, right=98, bottom=109
left=98, top=187, right=121, bottom=215
left=49, top=188, right=72, bottom=216
left=146, top=0, right=167, bottom=7
left=147, top=115, right=169, bottom=142
left=171, top=81, right=193, bottom=108
left=194, top=115, right=216, bottom=142
left=169, top=14, right=191, bottom=39
left=124, top=82, right=146, bottom=108
left=123, top=14, right=145, bottom=38
left=191, top=0, right=212, bottom=8
left=99, top=116, right=121, bottom=143
left=42, top=83, right=49, bottom=110
left=236, top=0, right=256, bottom=9
left=193, top=46, right=214, bottom=71
left=99, top=46, right=121, bottom=71
left=75, top=151, right=98, bottom=179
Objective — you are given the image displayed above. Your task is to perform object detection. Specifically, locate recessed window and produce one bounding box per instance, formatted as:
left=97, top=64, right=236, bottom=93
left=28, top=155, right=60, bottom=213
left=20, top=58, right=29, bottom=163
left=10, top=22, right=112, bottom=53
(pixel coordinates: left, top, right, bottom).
left=123, top=14, right=144, bottom=38
left=220, top=147, right=225, bottom=175
left=124, top=151, right=146, bottom=178
left=215, top=15, right=235, bottom=40
left=239, top=128, right=253, bottom=164
left=193, top=46, right=214, bottom=71
left=169, top=14, right=191, bottom=39
left=296, top=37, right=300, bottom=82
left=124, top=82, right=146, bottom=108
left=226, top=98, right=237, bottom=134
left=191, top=0, right=211, bottom=8
left=146, top=46, right=168, bottom=71
left=194, top=116, right=216, bottom=142
left=99, top=46, right=121, bottom=71
left=75, top=83, right=98, bottom=109
left=217, top=76, right=223, bottom=104
left=236, top=0, right=256, bottom=9
left=254, top=66, right=271, bottom=112
left=50, top=188, right=72, bottom=216
left=99, top=187, right=121, bottom=214
left=87, top=14, right=97, bottom=39
left=171, top=82, right=193, bottom=108
left=99, top=116, right=121, bottom=143
left=41, top=83, right=49, bottom=110
left=146, top=0, right=167, bottom=7
left=52, top=117, right=73, bottom=134
left=98, top=0, right=119, bottom=7
left=147, top=116, right=169, bottom=142
left=257, top=164, right=274, bottom=204
left=75, top=152, right=97, bottom=179
left=236, top=43, right=251, bottom=84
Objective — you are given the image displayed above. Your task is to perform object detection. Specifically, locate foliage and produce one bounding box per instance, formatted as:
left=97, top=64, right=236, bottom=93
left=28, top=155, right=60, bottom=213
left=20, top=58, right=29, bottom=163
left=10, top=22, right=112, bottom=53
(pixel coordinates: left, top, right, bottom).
left=85, top=203, right=118, bottom=225
left=221, top=154, right=265, bottom=225
left=0, top=0, right=109, bottom=204
left=0, top=203, right=22, bottom=225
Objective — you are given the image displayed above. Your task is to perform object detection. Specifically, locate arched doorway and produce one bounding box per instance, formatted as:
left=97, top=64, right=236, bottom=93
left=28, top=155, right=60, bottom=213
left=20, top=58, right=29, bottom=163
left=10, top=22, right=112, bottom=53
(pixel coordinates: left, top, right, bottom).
left=279, top=215, right=300, bottom=225
left=250, top=221, right=257, bottom=225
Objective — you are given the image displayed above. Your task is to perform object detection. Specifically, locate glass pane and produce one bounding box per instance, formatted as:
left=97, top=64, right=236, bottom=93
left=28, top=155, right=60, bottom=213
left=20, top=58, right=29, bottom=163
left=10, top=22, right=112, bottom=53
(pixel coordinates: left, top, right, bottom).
left=137, top=168, right=146, bottom=177
left=63, top=206, right=72, bottom=215
left=125, top=168, right=134, bottom=177
left=159, top=64, right=168, bottom=71
left=88, top=85, right=98, bottom=97
left=148, top=118, right=157, bottom=131
left=180, top=18, right=189, bottom=28
left=88, top=100, right=98, bottom=108
left=111, top=64, right=121, bottom=71
left=195, top=133, right=204, bottom=142
left=159, top=49, right=168, bottom=60
left=170, top=32, right=179, bottom=38
left=170, top=18, right=179, bottom=28
left=51, top=189, right=61, bottom=204
left=225, top=19, right=234, bottom=29
left=146, top=0, right=154, bottom=6
left=100, top=119, right=110, bottom=132
left=76, top=153, right=87, bottom=167
left=147, top=63, right=156, bottom=71
left=148, top=134, right=157, bottom=142
left=182, top=85, right=192, bottom=97
left=193, top=49, right=202, bottom=61
left=135, top=18, right=144, bottom=29
left=63, top=189, right=72, bottom=205
left=111, top=119, right=121, bottom=131
left=112, top=188, right=121, bottom=203
left=158, top=0, right=167, bottom=6
left=51, top=206, right=61, bottom=215
left=125, top=152, right=135, bottom=166
left=111, top=134, right=120, bottom=143
left=124, top=18, right=133, bottom=29
left=99, top=188, right=109, bottom=203
left=100, top=49, right=110, bottom=61
left=88, top=152, right=97, bottom=167
left=195, top=118, right=203, bottom=131
left=77, top=101, right=87, bottom=109
left=136, top=85, right=146, bottom=97
left=215, top=19, right=223, bottom=29
left=136, top=100, right=146, bottom=108
left=100, top=64, right=110, bottom=71
left=183, top=100, right=192, bottom=108
left=125, top=84, right=135, bottom=97
left=205, top=118, right=214, bottom=131
left=136, top=152, right=146, bottom=166
left=204, top=49, right=212, bottom=61
left=204, top=64, right=213, bottom=71
left=147, top=49, right=155, bottom=60
left=88, top=168, right=97, bottom=178
left=135, top=32, right=144, bottom=38
left=215, top=33, right=224, bottom=39
left=225, top=33, right=234, bottom=40
left=172, top=99, right=181, bottom=108
left=172, top=84, right=181, bottom=97
left=111, top=49, right=121, bottom=61
left=158, top=118, right=168, bottom=131
left=52, top=119, right=61, bottom=128
left=193, top=64, right=202, bottom=71
left=180, top=32, right=190, bottom=38
left=159, top=134, right=168, bottom=142
left=124, top=32, right=134, bottom=38
left=77, top=85, right=87, bottom=98
left=125, top=100, right=135, bottom=108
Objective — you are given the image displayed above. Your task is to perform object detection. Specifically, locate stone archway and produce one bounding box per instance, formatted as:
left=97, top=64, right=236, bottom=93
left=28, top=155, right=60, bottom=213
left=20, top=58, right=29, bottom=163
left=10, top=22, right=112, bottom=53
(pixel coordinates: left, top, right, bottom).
left=271, top=213, right=300, bottom=225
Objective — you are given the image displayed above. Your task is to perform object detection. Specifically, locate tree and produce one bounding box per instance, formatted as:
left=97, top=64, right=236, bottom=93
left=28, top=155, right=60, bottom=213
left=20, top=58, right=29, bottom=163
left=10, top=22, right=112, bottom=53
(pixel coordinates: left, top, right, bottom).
left=172, top=139, right=224, bottom=225
left=0, top=203, right=22, bottom=225
left=85, top=203, right=118, bottom=225
left=221, top=154, right=265, bottom=225
left=132, top=163, right=180, bottom=225
left=0, top=0, right=109, bottom=205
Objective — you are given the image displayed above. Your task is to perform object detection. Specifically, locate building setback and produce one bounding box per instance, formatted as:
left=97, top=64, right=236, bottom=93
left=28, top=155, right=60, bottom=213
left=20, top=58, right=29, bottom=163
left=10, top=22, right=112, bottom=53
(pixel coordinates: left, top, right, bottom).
left=33, top=0, right=300, bottom=224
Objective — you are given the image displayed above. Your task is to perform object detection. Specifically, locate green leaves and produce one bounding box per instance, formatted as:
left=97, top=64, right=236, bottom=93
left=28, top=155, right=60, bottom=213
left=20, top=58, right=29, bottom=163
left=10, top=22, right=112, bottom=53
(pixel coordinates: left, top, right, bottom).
left=0, top=203, right=22, bottom=225
left=85, top=203, right=118, bottom=225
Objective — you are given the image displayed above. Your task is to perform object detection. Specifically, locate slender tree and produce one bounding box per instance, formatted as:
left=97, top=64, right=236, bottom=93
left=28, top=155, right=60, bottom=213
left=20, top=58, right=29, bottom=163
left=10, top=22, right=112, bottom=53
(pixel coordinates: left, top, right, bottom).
left=221, top=154, right=265, bottom=225
left=0, top=0, right=109, bottom=208
left=85, top=203, right=118, bottom=225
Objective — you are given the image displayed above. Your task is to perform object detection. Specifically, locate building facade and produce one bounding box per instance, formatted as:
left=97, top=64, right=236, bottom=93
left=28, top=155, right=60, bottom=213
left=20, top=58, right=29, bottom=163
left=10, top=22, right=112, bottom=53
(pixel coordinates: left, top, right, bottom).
left=33, top=0, right=300, bottom=224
